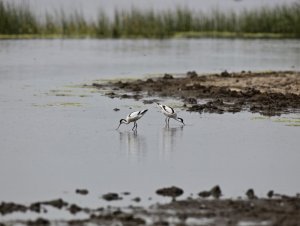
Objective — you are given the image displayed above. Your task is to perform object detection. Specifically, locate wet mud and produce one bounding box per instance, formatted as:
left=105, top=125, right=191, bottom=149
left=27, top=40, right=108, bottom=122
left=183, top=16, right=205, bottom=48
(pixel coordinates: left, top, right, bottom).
left=90, top=71, right=300, bottom=116
left=1, top=187, right=300, bottom=226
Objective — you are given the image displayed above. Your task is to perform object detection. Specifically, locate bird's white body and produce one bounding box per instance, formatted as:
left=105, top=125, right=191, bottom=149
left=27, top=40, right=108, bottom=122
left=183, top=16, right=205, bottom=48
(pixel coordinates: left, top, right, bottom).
left=117, top=109, right=148, bottom=131
left=158, top=104, right=177, bottom=118
left=125, top=110, right=147, bottom=123
left=156, top=103, right=184, bottom=125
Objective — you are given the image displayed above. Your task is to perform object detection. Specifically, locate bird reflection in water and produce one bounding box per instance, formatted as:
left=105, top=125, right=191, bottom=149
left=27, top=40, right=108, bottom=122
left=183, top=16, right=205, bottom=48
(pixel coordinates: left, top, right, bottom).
left=118, top=131, right=147, bottom=159
left=160, top=125, right=184, bottom=159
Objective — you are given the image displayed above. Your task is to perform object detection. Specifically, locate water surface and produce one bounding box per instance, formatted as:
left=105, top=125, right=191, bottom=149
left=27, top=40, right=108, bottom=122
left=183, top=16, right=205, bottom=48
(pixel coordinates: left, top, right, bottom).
left=0, top=39, right=299, bottom=220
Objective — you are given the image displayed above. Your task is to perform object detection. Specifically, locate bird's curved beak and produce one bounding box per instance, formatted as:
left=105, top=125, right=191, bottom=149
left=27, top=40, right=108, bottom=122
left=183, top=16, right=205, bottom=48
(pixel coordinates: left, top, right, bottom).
left=116, top=123, right=122, bottom=130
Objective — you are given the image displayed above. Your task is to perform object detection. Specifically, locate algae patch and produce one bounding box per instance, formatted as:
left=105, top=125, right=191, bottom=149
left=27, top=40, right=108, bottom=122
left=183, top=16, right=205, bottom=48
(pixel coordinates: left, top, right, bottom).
left=251, top=116, right=300, bottom=127
left=32, top=102, right=83, bottom=108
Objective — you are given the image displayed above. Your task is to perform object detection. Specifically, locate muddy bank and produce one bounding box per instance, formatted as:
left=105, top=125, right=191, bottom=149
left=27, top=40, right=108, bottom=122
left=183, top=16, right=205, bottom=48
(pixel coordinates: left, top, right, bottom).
left=1, top=186, right=300, bottom=226
left=90, top=71, right=300, bottom=116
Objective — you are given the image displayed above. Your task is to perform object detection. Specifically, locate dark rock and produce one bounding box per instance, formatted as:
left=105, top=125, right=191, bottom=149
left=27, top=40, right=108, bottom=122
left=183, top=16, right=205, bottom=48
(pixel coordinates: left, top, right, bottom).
left=143, top=99, right=155, bottom=104
left=92, top=83, right=103, bottom=88
left=75, top=189, right=89, bottom=195
left=0, top=202, right=27, bottom=215
left=210, top=185, right=222, bottom=199
left=118, top=82, right=129, bottom=89
left=163, top=74, right=174, bottom=79
left=29, top=202, right=42, bottom=213
left=39, top=199, right=68, bottom=209
left=121, top=94, right=130, bottom=98
left=246, top=189, right=257, bottom=200
left=156, top=186, right=184, bottom=199
left=118, top=213, right=146, bottom=224
left=198, top=191, right=211, bottom=198
left=185, top=97, right=197, bottom=104
left=132, top=197, right=141, bottom=203
left=27, top=218, right=50, bottom=226
left=113, top=108, right=120, bottom=111
left=69, top=204, right=82, bottom=214
left=187, top=71, right=198, bottom=78
left=198, top=185, right=222, bottom=199
left=105, top=92, right=116, bottom=98
left=220, top=70, right=230, bottom=77
left=102, top=193, right=122, bottom=201
left=267, top=190, right=274, bottom=198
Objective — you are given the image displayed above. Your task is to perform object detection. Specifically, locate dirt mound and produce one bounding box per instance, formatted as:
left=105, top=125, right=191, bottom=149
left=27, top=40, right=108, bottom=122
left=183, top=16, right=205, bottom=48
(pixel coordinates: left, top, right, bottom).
left=92, top=71, right=300, bottom=116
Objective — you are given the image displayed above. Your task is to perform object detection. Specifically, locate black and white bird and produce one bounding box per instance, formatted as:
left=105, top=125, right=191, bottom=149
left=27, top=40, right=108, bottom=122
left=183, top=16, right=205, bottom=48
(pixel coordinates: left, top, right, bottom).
left=116, top=109, right=148, bottom=131
left=156, top=103, right=184, bottom=126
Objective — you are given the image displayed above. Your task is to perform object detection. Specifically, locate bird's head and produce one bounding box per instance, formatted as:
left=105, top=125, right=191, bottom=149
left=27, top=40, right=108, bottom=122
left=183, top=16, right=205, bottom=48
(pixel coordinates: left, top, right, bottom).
left=116, top=119, right=127, bottom=130
left=177, top=117, right=185, bottom=125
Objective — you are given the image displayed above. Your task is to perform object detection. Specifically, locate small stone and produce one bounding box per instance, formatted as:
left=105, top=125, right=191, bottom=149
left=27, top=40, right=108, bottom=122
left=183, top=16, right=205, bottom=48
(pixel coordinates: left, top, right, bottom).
left=156, top=186, right=184, bottom=199
left=29, top=202, right=41, bottom=213
left=246, top=189, right=257, bottom=200
left=75, top=189, right=89, bottom=195
left=163, top=74, right=174, bottom=79
left=210, top=185, right=222, bottom=199
left=41, top=199, right=68, bottom=209
left=27, top=218, right=50, bottom=226
left=69, top=204, right=82, bottom=214
left=220, top=70, right=230, bottom=77
left=132, top=197, right=141, bottom=202
left=198, top=191, right=211, bottom=198
left=267, top=190, right=274, bottom=198
left=113, top=108, right=120, bottom=111
left=187, top=71, right=198, bottom=78
left=102, top=193, right=122, bottom=201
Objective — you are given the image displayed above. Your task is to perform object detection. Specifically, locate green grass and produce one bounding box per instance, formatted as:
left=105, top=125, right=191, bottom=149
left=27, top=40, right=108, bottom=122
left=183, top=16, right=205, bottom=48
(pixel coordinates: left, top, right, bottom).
left=1, top=0, right=300, bottom=39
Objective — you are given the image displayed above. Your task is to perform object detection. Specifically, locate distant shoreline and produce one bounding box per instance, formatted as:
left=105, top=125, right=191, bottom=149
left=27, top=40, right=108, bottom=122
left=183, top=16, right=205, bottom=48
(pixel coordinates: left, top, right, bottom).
left=0, top=32, right=298, bottom=40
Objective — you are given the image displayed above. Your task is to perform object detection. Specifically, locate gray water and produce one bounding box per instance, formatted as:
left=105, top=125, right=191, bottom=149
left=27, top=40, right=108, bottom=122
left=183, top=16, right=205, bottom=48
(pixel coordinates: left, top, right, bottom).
left=0, top=39, right=300, bottom=220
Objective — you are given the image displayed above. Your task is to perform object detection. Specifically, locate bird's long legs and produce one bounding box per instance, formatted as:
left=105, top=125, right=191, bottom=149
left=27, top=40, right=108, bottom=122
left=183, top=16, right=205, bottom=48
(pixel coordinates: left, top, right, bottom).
left=165, top=117, right=170, bottom=127
left=132, top=122, right=137, bottom=131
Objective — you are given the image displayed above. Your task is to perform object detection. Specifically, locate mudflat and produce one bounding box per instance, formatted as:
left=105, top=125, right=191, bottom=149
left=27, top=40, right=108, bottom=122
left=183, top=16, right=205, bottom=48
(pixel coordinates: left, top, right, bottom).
left=1, top=186, right=300, bottom=226
left=92, top=71, right=300, bottom=116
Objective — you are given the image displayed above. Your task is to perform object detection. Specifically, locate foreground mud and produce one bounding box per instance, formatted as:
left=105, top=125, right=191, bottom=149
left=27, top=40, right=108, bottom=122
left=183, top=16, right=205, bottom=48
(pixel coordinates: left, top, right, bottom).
left=91, top=71, right=300, bottom=116
left=1, top=187, right=300, bottom=226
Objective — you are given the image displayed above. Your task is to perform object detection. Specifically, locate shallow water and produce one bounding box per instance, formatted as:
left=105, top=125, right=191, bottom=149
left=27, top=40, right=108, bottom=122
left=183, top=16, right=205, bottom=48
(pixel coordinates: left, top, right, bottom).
left=0, top=39, right=299, bottom=220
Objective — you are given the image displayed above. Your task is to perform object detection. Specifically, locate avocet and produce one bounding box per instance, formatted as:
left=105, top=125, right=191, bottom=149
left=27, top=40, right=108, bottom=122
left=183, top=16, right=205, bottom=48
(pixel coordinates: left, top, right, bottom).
left=116, top=109, right=148, bottom=131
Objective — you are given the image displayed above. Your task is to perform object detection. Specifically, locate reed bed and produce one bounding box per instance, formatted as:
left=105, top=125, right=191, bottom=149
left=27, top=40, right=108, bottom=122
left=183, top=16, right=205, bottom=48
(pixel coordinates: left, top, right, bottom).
left=0, top=0, right=300, bottom=39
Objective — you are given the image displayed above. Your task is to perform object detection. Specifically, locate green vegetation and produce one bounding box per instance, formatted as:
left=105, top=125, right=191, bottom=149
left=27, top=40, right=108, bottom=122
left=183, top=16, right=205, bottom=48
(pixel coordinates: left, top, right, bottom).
left=1, top=0, right=300, bottom=39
